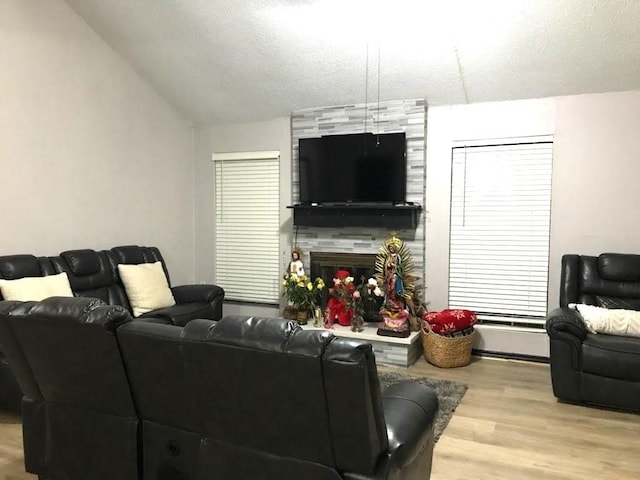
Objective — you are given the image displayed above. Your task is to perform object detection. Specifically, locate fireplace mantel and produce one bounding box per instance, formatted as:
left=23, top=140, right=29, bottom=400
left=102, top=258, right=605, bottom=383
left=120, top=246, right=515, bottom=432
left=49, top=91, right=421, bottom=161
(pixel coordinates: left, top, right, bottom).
left=289, top=203, right=421, bottom=229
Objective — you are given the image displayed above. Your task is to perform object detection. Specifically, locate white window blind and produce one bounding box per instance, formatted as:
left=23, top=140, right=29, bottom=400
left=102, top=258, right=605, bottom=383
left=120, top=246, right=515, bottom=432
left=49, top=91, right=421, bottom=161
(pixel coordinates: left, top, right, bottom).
left=448, top=141, right=553, bottom=328
left=213, top=151, right=280, bottom=303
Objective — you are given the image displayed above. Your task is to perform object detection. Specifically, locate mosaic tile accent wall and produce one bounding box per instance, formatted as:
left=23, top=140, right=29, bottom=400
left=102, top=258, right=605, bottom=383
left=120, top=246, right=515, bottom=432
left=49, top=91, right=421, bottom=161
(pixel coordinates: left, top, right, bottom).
left=290, top=99, right=427, bottom=278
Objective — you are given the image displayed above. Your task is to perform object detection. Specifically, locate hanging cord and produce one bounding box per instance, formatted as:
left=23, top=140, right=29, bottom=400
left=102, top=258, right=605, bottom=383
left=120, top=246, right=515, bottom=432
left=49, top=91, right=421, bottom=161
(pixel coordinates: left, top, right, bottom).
left=364, top=41, right=369, bottom=136
left=376, top=42, right=381, bottom=145
left=462, top=146, right=468, bottom=227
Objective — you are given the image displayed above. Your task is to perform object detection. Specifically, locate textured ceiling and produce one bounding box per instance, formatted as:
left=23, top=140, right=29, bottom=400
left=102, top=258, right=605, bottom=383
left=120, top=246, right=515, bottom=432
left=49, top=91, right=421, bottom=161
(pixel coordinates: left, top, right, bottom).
left=63, top=0, right=640, bottom=126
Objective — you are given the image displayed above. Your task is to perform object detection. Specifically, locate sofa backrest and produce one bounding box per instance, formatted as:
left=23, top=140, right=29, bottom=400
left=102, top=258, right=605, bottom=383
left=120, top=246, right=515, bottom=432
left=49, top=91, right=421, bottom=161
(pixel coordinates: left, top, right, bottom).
left=322, top=337, right=388, bottom=474
left=50, top=249, right=132, bottom=309
left=111, top=245, right=171, bottom=286
left=0, top=297, right=139, bottom=480
left=117, top=315, right=389, bottom=479
left=561, top=253, right=640, bottom=309
left=0, top=255, right=56, bottom=300
left=0, top=300, right=43, bottom=403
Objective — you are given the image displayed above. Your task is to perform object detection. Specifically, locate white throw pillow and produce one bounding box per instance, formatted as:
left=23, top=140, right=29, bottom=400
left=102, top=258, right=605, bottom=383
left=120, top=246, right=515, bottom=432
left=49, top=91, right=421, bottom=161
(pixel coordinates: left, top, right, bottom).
left=118, top=262, right=175, bottom=317
left=570, top=303, right=640, bottom=337
left=0, top=272, right=73, bottom=301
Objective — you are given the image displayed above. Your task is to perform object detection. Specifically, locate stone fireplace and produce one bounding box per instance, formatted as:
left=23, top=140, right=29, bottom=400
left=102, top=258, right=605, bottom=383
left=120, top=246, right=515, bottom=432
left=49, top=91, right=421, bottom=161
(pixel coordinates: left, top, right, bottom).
left=290, top=99, right=427, bottom=281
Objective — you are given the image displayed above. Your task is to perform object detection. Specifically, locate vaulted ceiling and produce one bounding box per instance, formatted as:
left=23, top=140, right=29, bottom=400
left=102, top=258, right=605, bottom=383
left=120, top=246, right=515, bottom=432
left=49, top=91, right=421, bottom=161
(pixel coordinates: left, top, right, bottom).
left=64, top=0, right=640, bottom=126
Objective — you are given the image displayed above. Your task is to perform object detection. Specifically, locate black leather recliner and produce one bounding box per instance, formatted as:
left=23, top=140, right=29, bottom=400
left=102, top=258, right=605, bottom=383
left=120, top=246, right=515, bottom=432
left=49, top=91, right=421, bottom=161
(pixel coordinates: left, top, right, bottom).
left=545, top=253, right=640, bottom=411
left=0, top=245, right=225, bottom=413
left=0, top=300, right=47, bottom=474
left=0, top=254, right=57, bottom=414
left=0, top=297, right=140, bottom=480
left=117, top=315, right=439, bottom=480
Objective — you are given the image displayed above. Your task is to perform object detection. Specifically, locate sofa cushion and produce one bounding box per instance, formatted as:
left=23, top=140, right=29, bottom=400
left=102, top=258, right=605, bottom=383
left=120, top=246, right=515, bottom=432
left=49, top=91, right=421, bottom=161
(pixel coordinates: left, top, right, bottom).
left=0, top=272, right=73, bottom=301
left=571, top=303, right=640, bottom=337
left=118, top=262, right=175, bottom=317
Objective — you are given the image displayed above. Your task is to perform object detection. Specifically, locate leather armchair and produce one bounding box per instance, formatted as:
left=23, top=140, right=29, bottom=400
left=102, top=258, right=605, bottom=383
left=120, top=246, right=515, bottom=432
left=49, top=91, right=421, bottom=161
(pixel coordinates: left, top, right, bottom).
left=546, top=253, right=640, bottom=411
left=117, top=315, right=439, bottom=480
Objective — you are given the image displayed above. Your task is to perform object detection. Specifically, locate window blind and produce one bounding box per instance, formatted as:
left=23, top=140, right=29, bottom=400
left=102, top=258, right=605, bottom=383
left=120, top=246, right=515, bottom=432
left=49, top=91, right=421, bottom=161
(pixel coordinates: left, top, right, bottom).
left=448, top=141, right=553, bottom=328
left=213, top=151, right=280, bottom=303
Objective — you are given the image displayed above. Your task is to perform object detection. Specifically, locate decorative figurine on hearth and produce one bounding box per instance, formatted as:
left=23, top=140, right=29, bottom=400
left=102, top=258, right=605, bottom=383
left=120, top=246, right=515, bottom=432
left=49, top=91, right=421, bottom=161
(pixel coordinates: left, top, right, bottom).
left=324, top=269, right=356, bottom=328
left=283, top=247, right=305, bottom=279
left=375, top=234, right=418, bottom=338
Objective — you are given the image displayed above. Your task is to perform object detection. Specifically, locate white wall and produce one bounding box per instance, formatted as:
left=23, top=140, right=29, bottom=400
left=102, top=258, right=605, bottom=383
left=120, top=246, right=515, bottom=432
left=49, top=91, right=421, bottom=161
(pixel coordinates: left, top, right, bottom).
left=425, top=98, right=557, bottom=311
left=549, top=90, right=640, bottom=297
left=194, top=118, right=291, bottom=317
left=425, top=90, right=640, bottom=357
left=0, top=0, right=195, bottom=284
left=426, top=90, right=640, bottom=312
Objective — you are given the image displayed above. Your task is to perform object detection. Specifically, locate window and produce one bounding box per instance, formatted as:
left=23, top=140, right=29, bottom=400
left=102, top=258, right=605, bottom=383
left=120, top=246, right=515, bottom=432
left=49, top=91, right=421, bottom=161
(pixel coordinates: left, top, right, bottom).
left=448, top=140, right=553, bottom=328
left=213, top=151, right=280, bottom=303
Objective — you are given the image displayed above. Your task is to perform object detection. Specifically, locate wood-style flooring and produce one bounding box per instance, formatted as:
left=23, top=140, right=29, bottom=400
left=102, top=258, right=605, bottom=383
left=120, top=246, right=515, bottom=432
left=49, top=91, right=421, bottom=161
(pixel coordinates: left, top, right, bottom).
left=1, top=356, right=639, bottom=479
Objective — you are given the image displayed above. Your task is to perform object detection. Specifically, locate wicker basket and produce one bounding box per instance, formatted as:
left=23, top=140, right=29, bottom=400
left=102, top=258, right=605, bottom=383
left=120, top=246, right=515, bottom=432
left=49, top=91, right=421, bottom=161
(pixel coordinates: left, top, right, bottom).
left=420, top=322, right=475, bottom=368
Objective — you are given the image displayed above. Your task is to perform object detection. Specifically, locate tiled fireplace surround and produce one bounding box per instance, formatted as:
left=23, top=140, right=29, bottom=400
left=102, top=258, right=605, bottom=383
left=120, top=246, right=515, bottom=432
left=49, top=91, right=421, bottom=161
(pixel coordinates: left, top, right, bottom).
left=291, top=99, right=427, bottom=367
left=291, top=98, right=426, bottom=274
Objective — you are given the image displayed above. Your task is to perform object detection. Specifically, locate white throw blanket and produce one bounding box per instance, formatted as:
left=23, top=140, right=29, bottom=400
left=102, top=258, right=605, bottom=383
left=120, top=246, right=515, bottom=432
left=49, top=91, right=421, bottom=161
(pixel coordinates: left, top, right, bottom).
left=569, top=303, right=640, bottom=338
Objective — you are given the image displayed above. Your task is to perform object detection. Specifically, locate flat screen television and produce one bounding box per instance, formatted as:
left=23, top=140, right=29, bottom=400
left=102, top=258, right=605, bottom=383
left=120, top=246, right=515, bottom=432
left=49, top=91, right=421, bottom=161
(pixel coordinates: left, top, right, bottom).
left=298, top=132, right=407, bottom=205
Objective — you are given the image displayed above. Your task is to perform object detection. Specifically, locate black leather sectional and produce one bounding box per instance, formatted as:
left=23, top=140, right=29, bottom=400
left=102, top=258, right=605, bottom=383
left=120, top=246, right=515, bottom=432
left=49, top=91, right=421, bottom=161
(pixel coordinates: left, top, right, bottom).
left=0, top=245, right=224, bottom=412
left=0, top=297, right=439, bottom=480
left=546, top=253, right=640, bottom=411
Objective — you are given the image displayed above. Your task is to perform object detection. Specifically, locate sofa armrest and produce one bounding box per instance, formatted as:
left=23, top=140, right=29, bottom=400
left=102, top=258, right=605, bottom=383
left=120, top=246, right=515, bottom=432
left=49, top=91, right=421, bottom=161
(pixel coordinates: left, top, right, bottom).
left=132, top=316, right=174, bottom=325
left=171, top=284, right=224, bottom=305
left=381, top=380, right=438, bottom=469
left=545, top=307, right=588, bottom=342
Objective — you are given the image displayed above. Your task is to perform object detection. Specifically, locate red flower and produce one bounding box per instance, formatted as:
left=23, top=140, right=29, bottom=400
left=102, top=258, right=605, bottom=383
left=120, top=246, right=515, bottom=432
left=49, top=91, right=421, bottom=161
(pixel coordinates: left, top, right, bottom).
left=325, top=270, right=357, bottom=327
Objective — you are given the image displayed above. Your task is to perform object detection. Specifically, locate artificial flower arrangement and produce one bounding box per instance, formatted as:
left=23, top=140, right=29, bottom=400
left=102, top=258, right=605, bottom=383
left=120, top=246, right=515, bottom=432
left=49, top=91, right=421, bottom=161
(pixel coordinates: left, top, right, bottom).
left=282, top=273, right=325, bottom=313
left=353, top=277, right=384, bottom=317
left=324, top=271, right=384, bottom=328
left=324, top=270, right=356, bottom=327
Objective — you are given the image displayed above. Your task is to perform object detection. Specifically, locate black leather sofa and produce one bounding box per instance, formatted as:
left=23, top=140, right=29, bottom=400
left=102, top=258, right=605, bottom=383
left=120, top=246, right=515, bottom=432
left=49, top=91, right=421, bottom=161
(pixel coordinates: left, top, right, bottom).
left=0, top=245, right=224, bottom=413
left=0, top=297, right=439, bottom=480
left=545, top=253, right=640, bottom=411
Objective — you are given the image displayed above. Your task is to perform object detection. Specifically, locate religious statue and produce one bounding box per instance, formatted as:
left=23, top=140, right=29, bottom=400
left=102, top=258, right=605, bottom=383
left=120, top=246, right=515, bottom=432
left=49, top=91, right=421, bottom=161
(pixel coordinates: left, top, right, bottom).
left=283, top=247, right=305, bottom=279
left=375, top=234, right=418, bottom=337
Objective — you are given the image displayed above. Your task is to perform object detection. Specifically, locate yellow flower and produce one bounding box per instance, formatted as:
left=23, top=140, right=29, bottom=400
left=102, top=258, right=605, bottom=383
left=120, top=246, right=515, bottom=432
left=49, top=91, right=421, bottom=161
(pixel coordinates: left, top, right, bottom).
left=282, top=280, right=287, bottom=286
left=297, top=281, right=304, bottom=288
left=307, top=282, right=313, bottom=291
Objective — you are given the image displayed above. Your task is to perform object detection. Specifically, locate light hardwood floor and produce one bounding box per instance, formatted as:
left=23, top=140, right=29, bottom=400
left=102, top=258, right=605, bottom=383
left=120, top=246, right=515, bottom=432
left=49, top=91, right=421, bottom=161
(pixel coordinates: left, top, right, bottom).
left=1, top=356, right=639, bottom=479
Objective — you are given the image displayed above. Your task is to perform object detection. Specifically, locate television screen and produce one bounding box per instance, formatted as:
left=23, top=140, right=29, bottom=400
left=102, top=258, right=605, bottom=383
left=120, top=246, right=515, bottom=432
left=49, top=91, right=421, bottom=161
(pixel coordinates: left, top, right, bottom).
left=298, top=132, right=406, bottom=204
